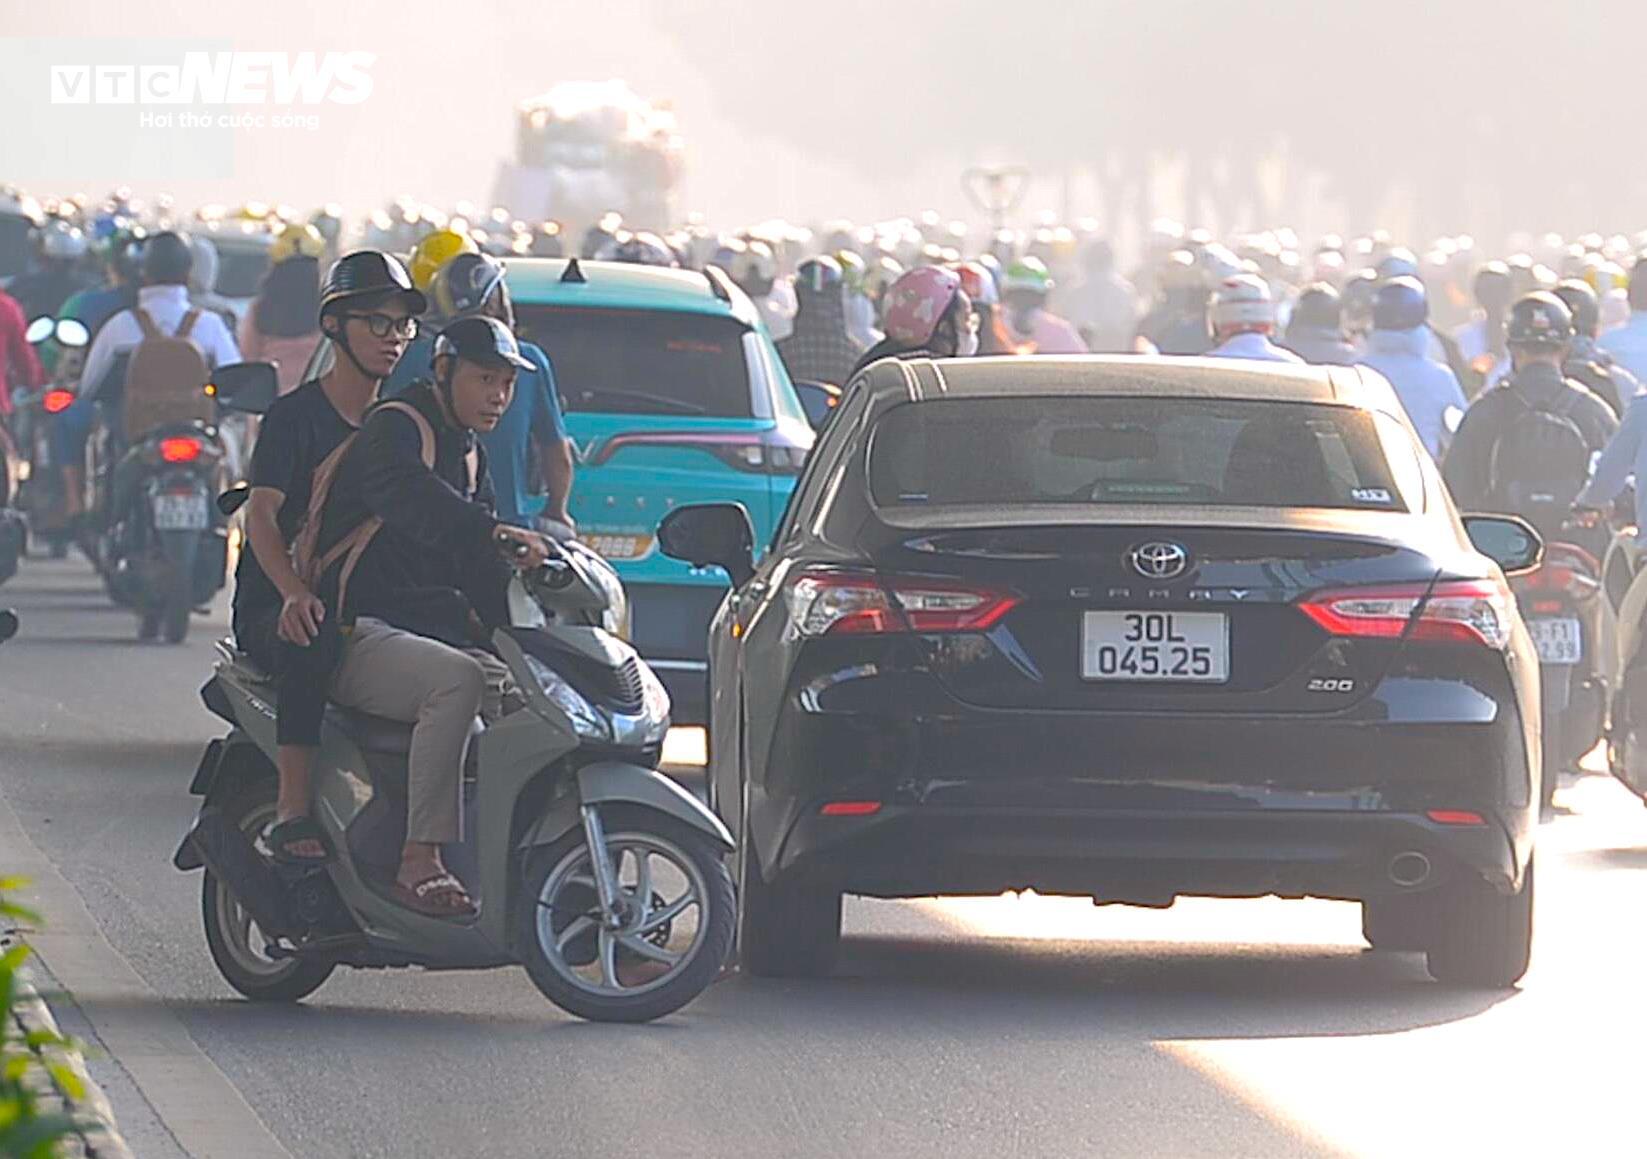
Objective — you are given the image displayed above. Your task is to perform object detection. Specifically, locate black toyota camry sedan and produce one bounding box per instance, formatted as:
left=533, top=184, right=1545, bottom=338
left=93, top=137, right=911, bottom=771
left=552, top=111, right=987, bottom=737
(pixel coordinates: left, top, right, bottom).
left=658, top=355, right=1544, bottom=988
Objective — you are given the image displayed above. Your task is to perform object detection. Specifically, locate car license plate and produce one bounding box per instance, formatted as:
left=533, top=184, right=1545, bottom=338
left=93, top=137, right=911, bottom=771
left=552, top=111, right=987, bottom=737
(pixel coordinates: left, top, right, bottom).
left=1527, top=616, right=1582, bottom=664
left=152, top=492, right=209, bottom=531
left=1082, top=611, right=1229, bottom=682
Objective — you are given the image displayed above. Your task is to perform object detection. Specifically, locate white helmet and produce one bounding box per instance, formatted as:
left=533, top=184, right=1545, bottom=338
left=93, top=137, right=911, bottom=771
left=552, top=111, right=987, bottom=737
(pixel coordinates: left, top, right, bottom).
left=730, top=239, right=778, bottom=291
left=1209, top=274, right=1276, bottom=334
left=39, top=219, right=88, bottom=261
left=186, top=233, right=220, bottom=296
left=1196, top=242, right=1244, bottom=286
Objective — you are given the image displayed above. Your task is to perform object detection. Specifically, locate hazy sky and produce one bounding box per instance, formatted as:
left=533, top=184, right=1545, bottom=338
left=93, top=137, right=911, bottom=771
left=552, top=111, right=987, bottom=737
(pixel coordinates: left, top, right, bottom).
left=4, top=1, right=1646, bottom=246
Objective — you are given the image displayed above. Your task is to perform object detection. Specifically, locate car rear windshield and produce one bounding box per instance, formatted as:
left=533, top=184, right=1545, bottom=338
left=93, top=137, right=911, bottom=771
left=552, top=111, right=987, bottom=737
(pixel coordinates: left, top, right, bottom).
left=215, top=247, right=271, bottom=299
left=0, top=217, right=31, bottom=279
left=516, top=306, right=753, bottom=417
left=868, top=396, right=1419, bottom=513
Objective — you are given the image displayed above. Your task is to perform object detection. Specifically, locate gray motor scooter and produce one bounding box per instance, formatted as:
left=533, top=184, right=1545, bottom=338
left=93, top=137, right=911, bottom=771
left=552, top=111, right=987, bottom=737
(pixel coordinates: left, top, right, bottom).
left=174, top=366, right=734, bottom=1023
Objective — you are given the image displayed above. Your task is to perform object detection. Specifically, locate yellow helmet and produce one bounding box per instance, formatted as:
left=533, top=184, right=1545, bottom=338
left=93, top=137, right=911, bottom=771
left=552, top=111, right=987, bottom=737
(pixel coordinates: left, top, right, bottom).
left=269, top=222, right=327, bottom=265
left=409, top=227, right=479, bottom=291
left=1584, top=258, right=1628, bottom=295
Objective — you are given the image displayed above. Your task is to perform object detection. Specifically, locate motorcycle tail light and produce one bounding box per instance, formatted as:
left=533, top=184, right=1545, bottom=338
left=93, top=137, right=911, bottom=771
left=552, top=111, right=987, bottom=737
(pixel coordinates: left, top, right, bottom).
left=42, top=389, right=75, bottom=414
left=1299, top=579, right=1514, bottom=650
left=1524, top=544, right=1600, bottom=602
left=159, top=436, right=203, bottom=464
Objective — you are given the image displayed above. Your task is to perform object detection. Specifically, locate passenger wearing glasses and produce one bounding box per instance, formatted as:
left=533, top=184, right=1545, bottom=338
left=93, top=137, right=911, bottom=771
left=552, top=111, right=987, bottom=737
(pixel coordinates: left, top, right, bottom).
left=232, top=250, right=426, bottom=865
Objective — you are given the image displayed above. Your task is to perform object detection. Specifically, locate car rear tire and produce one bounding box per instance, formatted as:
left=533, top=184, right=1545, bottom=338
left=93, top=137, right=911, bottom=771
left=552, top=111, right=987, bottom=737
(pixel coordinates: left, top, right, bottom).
left=1361, top=894, right=1430, bottom=951
left=1423, top=858, right=1533, bottom=988
left=736, top=813, right=841, bottom=978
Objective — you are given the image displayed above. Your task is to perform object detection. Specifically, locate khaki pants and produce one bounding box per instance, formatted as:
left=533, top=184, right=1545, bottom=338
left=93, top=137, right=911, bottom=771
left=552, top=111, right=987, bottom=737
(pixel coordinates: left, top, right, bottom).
left=330, top=617, right=522, bottom=844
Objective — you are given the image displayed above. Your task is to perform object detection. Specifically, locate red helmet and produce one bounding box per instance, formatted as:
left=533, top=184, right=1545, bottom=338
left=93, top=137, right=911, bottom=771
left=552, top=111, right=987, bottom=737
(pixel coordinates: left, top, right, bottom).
left=882, top=265, right=967, bottom=345
left=952, top=260, right=999, bottom=307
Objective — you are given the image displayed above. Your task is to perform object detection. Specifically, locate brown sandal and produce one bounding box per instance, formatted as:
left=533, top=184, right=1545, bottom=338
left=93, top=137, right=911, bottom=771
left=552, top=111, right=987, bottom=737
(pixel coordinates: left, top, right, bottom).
left=392, top=873, right=477, bottom=919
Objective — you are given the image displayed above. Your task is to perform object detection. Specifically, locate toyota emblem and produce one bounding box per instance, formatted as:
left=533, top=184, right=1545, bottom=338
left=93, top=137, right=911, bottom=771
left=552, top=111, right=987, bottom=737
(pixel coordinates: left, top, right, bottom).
left=1128, top=541, right=1190, bottom=580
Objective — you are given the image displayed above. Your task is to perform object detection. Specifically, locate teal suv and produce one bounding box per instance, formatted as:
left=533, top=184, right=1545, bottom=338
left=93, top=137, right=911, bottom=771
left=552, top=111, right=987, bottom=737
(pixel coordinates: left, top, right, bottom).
left=509, top=258, right=812, bottom=723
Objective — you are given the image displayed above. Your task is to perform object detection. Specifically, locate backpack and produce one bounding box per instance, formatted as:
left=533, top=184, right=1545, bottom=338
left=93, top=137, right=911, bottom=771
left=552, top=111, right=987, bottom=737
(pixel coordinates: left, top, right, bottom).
left=121, top=308, right=214, bottom=442
left=1484, top=384, right=1591, bottom=534
left=290, top=399, right=477, bottom=622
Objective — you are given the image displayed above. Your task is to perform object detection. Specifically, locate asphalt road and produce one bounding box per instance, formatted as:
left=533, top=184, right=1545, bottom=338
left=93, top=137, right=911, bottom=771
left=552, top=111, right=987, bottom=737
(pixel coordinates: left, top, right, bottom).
left=4, top=555, right=1647, bottom=1158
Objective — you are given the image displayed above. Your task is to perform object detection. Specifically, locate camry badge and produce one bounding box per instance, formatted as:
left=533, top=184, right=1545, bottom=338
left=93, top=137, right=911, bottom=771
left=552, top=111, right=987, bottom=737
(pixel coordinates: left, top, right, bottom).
left=1128, top=541, right=1190, bottom=580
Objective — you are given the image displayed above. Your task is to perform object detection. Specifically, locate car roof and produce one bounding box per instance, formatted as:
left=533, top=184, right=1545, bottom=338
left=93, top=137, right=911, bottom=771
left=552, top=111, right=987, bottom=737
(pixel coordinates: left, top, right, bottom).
left=864, top=355, right=1402, bottom=412
left=503, top=257, right=759, bottom=326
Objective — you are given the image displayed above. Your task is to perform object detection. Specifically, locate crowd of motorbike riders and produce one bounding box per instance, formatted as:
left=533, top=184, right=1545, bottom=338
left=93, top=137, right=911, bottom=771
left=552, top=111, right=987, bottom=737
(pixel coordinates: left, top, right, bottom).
left=7, top=185, right=1647, bottom=906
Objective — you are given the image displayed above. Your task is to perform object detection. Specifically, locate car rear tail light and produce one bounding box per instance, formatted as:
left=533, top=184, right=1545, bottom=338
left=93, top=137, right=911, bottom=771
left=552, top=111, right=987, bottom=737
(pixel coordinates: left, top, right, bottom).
left=1298, top=579, right=1514, bottom=649
left=159, top=436, right=203, bottom=464
left=820, top=801, right=882, bottom=817
left=42, top=389, right=75, bottom=414
left=784, top=569, right=1020, bottom=637
left=590, top=429, right=811, bottom=475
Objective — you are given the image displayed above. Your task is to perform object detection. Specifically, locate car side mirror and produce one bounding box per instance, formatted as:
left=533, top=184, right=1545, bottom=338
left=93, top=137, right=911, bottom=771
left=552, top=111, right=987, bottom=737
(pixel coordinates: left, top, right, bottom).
left=793, top=380, right=842, bottom=431
left=657, top=503, right=757, bottom=587
left=1463, top=514, right=1543, bottom=576
left=0, top=609, right=17, bottom=644
left=209, top=361, right=280, bottom=415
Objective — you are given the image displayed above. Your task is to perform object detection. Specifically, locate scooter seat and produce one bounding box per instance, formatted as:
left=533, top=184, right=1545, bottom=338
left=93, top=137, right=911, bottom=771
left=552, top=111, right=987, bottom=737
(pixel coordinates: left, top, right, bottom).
left=217, top=639, right=273, bottom=686
left=325, top=705, right=414, bottom=756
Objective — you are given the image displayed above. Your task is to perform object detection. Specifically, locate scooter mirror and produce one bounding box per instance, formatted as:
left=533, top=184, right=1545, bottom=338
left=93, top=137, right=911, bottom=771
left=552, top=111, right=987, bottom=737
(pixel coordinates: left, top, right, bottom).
left=55, top=318, right=90, bottom=348
left=208, top=361, right=280, bottom=415
left=24, top=317, right=53, bottom=344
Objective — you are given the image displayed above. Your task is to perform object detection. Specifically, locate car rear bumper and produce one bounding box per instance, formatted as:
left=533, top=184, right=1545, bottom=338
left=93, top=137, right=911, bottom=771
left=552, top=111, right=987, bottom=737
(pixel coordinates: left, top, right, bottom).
left=771, top=805, right=1525, bottom=904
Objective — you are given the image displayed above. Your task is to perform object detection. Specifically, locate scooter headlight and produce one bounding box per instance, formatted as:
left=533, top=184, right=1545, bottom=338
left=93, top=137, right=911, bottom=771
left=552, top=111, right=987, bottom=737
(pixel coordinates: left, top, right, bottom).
left=524, top=654, right=611, bottom=742
left=635, top=661, right=672, bottom=746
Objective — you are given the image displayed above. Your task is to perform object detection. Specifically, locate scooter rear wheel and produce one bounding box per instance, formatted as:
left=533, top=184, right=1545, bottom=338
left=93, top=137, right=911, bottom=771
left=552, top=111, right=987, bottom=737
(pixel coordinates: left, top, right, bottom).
left=201, top=784, right=335, bottom=1002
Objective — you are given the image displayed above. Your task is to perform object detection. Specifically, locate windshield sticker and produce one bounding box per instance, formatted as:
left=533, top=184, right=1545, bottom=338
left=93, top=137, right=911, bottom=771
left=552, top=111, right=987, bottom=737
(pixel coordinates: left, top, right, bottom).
left=1350, top=487, right=1394, bottom=504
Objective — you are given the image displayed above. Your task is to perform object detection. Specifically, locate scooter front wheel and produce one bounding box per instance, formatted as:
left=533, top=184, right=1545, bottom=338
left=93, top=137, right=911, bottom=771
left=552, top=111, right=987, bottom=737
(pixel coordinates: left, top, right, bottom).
left=518, top=806, right=734, bottom=1023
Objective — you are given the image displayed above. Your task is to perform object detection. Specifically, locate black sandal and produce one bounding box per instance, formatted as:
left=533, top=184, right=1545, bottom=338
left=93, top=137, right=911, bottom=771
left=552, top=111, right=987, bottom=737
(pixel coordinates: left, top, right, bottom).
left=265, top=816, right=333, bottom=865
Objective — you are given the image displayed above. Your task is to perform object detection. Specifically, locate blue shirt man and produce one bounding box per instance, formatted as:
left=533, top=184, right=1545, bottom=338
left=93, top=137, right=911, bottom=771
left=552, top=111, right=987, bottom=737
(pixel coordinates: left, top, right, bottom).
left=1576, top=399, right=1647, bottom=530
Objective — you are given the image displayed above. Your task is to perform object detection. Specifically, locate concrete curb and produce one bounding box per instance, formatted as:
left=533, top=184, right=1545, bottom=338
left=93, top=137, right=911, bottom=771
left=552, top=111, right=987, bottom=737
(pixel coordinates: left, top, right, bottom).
left=3, top=930, right=135, bottom=1159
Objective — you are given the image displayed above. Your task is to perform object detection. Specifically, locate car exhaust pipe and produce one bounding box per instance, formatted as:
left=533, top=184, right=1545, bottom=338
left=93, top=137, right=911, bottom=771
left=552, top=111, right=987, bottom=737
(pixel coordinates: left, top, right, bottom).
left=1388, top=851, right=1432, bottom=888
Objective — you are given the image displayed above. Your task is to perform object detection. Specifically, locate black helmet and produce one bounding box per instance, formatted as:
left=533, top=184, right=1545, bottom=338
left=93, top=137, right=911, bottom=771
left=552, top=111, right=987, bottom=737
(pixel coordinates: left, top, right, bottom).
left=141, top=230, right=193, bottom=285
left=1372, top=276, right=1428, bottom=331
left=319, top=250, right=426, bottom=323
left=1473, top=260, right=1513, bottom=309
left=1290, top=282, right=1342, bottom=331
left=432, top=315, right=532, bottom=372
left=1552, top=279, right=1600, bottom=338
left=1340, top=268, right=1380, bottom=324
left=1505, top=291, right=1574, bottom=349
left=794, top=255, right=844, bottom=296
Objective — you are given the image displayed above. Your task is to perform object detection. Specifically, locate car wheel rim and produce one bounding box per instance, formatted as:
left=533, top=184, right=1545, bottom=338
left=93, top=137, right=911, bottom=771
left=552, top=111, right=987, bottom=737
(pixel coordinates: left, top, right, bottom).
left=535, top=830, right=709, bottom=999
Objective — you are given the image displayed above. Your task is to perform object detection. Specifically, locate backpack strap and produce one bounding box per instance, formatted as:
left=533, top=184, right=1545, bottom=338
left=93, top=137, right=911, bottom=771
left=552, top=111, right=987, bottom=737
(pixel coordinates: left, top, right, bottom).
left=132, top=308, right=159, bottom=340
left=298, top=400, right=443, bottom=625
left=175, top=310, right=200, bottom=340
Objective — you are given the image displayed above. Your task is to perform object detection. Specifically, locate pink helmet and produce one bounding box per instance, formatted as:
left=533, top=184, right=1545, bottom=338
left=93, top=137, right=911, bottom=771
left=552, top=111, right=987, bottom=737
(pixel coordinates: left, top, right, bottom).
left=882, top=265, right=966, bottom=345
